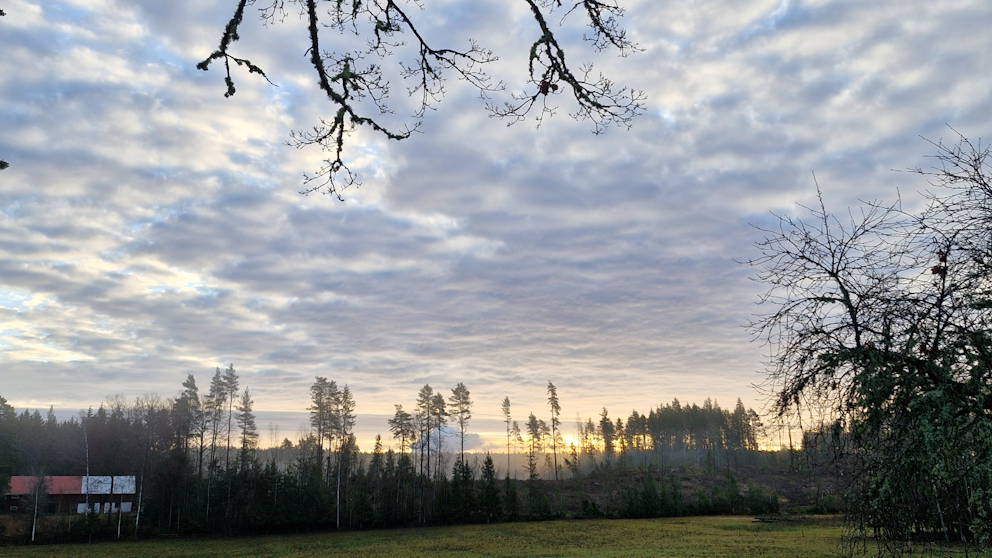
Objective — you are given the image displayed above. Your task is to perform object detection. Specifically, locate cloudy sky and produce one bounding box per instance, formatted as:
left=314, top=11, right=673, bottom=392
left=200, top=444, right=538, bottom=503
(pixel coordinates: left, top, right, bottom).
left=1, top=0, right=990, bottom=450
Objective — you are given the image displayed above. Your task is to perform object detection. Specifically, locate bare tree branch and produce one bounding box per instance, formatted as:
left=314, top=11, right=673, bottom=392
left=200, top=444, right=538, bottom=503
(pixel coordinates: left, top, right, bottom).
left=1, top=8, right=7, bottom=170
left=746, top=134, right=992, bottom=548
left=198, top=0, right=644, bottom=198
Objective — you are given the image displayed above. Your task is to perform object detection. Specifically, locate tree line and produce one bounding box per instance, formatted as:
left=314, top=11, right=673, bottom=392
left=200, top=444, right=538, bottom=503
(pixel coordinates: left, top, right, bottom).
left=0, top=374, right=776, bottom=542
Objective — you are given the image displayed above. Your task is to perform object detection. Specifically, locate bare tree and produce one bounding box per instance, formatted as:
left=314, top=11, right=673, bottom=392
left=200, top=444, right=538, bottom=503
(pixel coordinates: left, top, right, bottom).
left=0, top=9, right=6, bottom=170
left=747, top=133, right=992, bottom=551
left=199, top=0, right=645, bottom=197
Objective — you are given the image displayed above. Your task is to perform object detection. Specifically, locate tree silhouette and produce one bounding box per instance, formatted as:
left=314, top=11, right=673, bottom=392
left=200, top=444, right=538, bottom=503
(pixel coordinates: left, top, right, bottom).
left=448, top=383, right=472, bottom=465
left=479, top=453, right=500, bottom=522
left=747, top=133, right=992, bottom=549
left=199, top=0, right=645, bottom=197
left=501, top=396, right=512, bottom=475
left=204, top=367, right=227, bottom=523
left=0, top=5, right=5, bottom=169
left=235, top=388, right=258, bottom=472
left=430, top=392, right=447, bottom=480
left=387, top=404, right=414, bottom=454
left=222, top=364, right=239, bottom=472
left=0, top=396, right=16, bottom=498
left=598, top=407, right=614, bottom=457
left=524, top=412, right=545, bottom=480
left=335, top=384, right=356, bottom=529
left=546, top=381, right=563, bottom=509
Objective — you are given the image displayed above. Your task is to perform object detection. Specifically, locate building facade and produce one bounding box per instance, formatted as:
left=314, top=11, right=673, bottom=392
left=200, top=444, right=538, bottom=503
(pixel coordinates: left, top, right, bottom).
left=3, top=476, right=136, bottom=515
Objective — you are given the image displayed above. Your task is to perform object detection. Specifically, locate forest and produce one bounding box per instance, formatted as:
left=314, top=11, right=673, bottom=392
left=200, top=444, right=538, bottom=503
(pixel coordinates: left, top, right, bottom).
left=0, top=370, right=796, bottom=544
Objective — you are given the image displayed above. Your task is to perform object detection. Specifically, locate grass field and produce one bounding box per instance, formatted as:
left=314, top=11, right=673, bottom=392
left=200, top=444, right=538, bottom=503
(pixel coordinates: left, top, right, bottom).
left=0, top=516, right=852, bottom=557
left=2, top=515, right=986, bottom=557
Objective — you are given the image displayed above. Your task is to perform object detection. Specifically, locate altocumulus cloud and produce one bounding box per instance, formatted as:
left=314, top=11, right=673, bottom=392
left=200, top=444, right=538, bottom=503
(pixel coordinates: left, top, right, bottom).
left=0, top=0, right=990, bottom=447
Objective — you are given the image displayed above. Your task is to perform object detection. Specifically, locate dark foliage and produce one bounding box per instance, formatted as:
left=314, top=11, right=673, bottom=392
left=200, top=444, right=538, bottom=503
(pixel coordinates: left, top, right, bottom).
left=1, top=381, right=782, bottom=543
left=748, top=132, right=992, bottom=554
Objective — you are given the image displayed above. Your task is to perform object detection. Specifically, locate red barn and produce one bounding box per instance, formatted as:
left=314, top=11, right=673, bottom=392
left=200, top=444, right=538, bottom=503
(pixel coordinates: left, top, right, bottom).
left=3, top=476, right=136, bottom=514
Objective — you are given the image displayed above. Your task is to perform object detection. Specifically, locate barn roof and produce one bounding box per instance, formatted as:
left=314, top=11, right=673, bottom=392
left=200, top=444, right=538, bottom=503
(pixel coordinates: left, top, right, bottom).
left=5, top=476, right=82, bottom=495
left=5, top=476, right=137, bottom=496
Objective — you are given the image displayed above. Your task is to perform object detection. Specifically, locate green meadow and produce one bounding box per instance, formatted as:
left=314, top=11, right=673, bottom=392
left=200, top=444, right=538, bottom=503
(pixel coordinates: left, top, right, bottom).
left=2, top=516, right=849, bottom=558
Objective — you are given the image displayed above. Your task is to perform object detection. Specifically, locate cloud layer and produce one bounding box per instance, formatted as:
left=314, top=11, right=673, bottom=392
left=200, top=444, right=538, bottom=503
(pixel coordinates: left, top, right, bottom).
left=1, top=0, right=990, bottom=448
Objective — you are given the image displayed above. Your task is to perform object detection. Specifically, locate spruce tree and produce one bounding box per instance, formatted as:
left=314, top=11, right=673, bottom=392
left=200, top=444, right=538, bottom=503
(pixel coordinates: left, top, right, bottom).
left=236, top=388, right=257, bottom=472
left=480, top=453, right=500, bottom=522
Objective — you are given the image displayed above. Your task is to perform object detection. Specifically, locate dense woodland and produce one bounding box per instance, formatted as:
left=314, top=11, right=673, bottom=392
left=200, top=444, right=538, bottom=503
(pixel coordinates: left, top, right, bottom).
left=0, top=370, right=793, bottom=543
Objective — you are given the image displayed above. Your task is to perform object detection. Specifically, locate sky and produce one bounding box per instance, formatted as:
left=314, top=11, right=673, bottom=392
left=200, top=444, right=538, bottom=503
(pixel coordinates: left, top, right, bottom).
left=1, top=0, right=990, bottom=451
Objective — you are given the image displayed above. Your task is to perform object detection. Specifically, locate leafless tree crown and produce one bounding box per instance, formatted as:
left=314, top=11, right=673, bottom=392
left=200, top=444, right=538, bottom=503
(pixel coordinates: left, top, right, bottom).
left=746, top=132, right=992, bottom=424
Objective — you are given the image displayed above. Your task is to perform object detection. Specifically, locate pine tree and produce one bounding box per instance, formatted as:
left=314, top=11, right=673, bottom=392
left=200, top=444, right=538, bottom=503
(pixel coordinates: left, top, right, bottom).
left=176, top=375, right=202, bottom=462
left=525, top=413, right=545, bottom=480
left=388, top=404, right=414, bottom=454
left=308, top=377, right=337, bottom=478
left=222, top=363, right=239, bottom=471
left=501, top=397, right=512, bottom=475
left=415, top=385, right=434, bottom=483
left=547, top=382, right=562, bottom=483
left=325, top=380, right=342, bottom=485
left=431, top=392, right=447, bottom=480
left=448, top=383, right=472, bottom=465
left=511, top=420, right=523, bottom=473
left=614, top=417, right=626, bottom=457
left=184, top=375, right=209, bottom=480
left=336, top=385, right=356, bottom=529
left=204, top=367, right=227, bottom=524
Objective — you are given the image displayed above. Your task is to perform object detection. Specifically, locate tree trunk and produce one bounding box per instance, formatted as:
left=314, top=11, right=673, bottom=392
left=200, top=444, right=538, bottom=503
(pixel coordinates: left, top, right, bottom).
left=135, top=453, right=146, bottom=540
left=336, top=452, right=342, bottom=529
left=31, top=477, right=40, bottom=543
